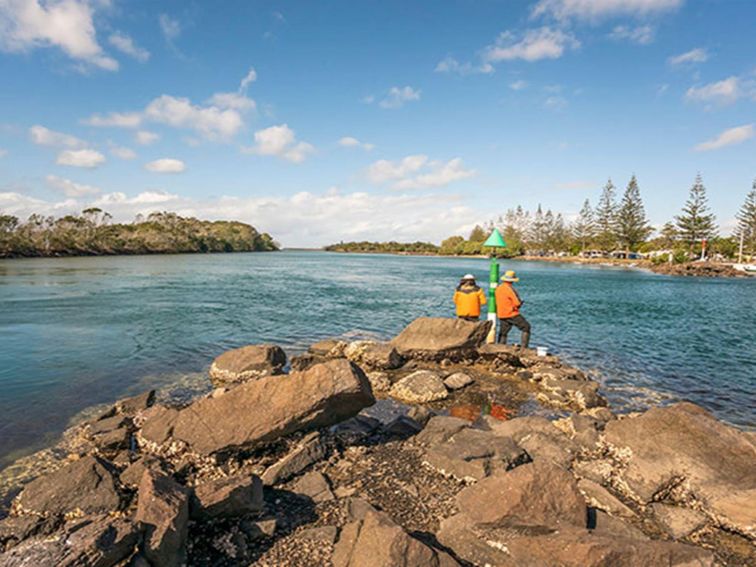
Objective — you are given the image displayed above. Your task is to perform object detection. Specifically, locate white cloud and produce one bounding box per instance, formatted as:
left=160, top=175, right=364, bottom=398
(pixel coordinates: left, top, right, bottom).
left=0, top=0, right=118, bottom=70
left=108, top=32, right=150, bottom=63
left=110, top=145, right=136, bottom=160
left=532, top=0, right=683, bottom=21
left=145, top=158, right=185, bottom=173
left=434, top=56, right=493, bottom=76
left=367, top=155, right=475, bottom=189
left=608, top=25, right=654, bottom=45
left=45, top=174, right=100, bottom=197
left=668, top=48, right=708, bottom=66
left=484, top=28, right=580, bottom=63
left=242, top=124, right=315, bottom=163
left=378, top=86, right=421, bottom=109
left=158, top=14, right=181, bottom=40
left=544, top=95, right=568, bottom=110
left=207, top=92, right=256, bottom=111
left=694, top=124, right=754, bottom=152
left=145, top=95, right=244, bottom=141
left=135, top=130, right=159, bottom=145
left=84, top=112, right=143, bottom=128
left=0, top=189, right=485, bottom=248
left=55, top=149, right=105, bottom=168
left=685, top=77, right=742, bottom=105
left=510, top=80, right=528, bottom=90
left=239, top=67, right=257, bottom=92
left=338, top=136, right=374, bottom=151
left=29, top=125, right=86, bottom=148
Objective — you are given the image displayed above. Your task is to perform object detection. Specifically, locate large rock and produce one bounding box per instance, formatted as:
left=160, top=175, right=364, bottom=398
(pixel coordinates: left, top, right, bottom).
left=191, top=475, right=264, bottom=519
left=456, top=461, right=586, bottom=530
left=424, top=428, right=529, bottom=481
left=604, top=402, right=756, bottom=537
left=0, top=515, right=140, bottom=567
left=209, top=344, right=287, bottom=385
left=414, top=416, right=470, bottom=447
left=142, top=359, right=374, bottom=455
left=344, top=340, right=403, bottom=371
left=15, top=455, right=121, bottom=516
left=332, top=508, right=459, bottom=567
left=389, top=370, right=448, bottom=403
left=261, top=431, right=328, bottom=486
left=439, top=514, right=714, bottom=567
left=135, top=471, right=190, bottom=567
left=391, top=317, right=490, bottom=361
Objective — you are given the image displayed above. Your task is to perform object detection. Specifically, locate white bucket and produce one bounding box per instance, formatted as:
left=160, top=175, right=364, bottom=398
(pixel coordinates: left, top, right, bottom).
left=536, top=346, right=549, bottom=357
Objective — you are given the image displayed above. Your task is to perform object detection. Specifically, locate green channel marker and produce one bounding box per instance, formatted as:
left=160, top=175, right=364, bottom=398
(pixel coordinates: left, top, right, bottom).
left=483, top=228, right=507, bottom=343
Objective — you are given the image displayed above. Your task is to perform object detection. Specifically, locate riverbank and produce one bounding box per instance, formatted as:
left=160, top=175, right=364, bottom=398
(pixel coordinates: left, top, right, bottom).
left=1, top=317, right=753, bottom=566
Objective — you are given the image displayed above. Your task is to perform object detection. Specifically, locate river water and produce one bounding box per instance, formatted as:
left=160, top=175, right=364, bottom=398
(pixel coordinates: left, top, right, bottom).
left=0, top=251, right=754, bottom=468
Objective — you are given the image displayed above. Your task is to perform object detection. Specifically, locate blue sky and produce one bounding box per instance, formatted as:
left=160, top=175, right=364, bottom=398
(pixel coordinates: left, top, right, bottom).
left=0, top=0, right=754, bottom=246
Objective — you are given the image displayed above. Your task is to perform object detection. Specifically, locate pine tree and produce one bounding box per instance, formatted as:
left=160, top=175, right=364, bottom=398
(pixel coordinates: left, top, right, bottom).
left=528, top=205, right=547, bottom=252
left=572, top=199, right=595, bottom=251
left=675, top=174, right=717, bottom=249
left=616, top=175, right=652, bottom=252
left=595, top=179, right=618, bottom=251
left=735, top=179, right=756, bottom=255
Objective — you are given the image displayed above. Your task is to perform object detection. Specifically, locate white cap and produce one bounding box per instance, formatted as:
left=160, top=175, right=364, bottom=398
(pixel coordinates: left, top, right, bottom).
left=462, top=274, right=475, bottom=280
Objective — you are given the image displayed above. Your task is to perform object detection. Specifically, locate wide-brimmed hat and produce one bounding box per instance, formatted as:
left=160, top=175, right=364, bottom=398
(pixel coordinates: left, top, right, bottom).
left=501, top=270, right=519, bottom=282
left=461, top=274, right=476, bottom=281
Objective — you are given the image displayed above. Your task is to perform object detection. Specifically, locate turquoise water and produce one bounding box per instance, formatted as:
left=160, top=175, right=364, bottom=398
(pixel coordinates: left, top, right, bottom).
left=0, top=251, right=754, bottom=467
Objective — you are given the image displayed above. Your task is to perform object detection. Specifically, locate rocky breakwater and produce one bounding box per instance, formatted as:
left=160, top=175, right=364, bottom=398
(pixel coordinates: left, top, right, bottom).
left=0, top=318, right=754, bottom=566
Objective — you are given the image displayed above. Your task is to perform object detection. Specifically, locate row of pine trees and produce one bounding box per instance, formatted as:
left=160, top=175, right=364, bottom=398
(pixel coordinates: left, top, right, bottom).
left=444, top=175, right=756, bottom=258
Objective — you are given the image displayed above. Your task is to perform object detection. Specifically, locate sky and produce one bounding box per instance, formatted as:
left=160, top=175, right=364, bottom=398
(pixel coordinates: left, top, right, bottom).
left=0, top=0, right=754, bottom=247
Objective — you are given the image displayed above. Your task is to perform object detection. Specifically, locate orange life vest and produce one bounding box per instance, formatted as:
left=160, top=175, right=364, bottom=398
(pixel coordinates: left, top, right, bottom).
left=495, top=283, right=522, bottom=318
left=453, top=285, right=487, bottom=317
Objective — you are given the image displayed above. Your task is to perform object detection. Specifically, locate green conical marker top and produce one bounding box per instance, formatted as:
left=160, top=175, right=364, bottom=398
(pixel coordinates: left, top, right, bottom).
left=483, top=228, right=507, bottom=248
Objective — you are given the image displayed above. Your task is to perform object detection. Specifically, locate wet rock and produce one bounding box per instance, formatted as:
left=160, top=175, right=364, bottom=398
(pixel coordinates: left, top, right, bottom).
left=578, top=479, right=635, bottom=518
left=443, top=372, right=473, bottom=390
left=456, top=461, right=586, bottom=530
left=651, top=503, right=708, bottom=539
left=604, top=402, right=756, bottom=537
left=366, top=371, right=391, bottom=392
left=390, top=317, right=490, bottom=361
left=15, top=455, right=121, bottom=516
left=389, top=370, right=448, bottom=403
left=0, top=515, right=140, bottom=567
left=135, top=470, right=190, bottom=567
left=345, top=340, right=403, bottom=371
left=384, top=415, right=423, bottom=438
left=332, top=508, right=459, bottom=567
left=191, top=474, right=263, bottom=519
left=414, top=416, right=469, bottom=447
left=309, top=339, right=347, bottom=358
left=424, top=428, right=529, bottom=482
left=542, top=377, right=607, bottom=410
left=144, top=359, right=375, bottom=456
left=209, top=344, right=287, bottom=385
left=90, top=414, right=131, bottom=435
left=407, top=405, right=433, bottom=427
left=120, top=456, right=168, bottom=489
left=292, top=471, right=334, bottom=503
left=261, top=431, right=327, bottom=486
left=332, top=415, right=382, bottom=442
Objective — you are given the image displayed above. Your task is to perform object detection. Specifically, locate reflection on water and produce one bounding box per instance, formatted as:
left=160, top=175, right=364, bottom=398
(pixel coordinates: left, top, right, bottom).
left=449, top=402, right=515, bottom=422
left=0, top=251, right=754, bottom=468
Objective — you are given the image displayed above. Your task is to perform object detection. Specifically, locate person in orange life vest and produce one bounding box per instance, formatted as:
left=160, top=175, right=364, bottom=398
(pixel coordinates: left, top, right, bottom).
left=453, top=274, right=487, bottom=321
left=495, top=270, right=531, bottom=348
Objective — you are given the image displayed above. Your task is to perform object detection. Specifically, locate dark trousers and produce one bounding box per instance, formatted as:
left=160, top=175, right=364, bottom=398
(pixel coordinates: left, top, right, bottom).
left=497, top=315, right=530, bottom=344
